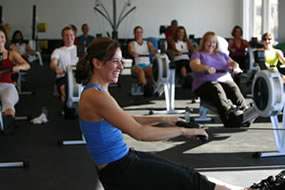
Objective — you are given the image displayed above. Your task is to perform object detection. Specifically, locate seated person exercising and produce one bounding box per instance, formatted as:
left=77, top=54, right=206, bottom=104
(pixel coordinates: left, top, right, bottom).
left=228, top=25, right=250, bottom=71
left=171, top=25, right=196, bottom=87
left=10, top=30, right=35, bottom=63
left=190, top=31, right=249, bottom=128
left=50, top=25, right=78, bottom=118
left=165, top=19, right=178, bottom=51
left=77, top=23, right=94, bottom=47
left=261, top=32, right=285, bottom=81
left=128, top=26, right=158, bottom=92
left=0, top=25, right=31, bottom=135
left=75, top=37, right=284, bottom=190
left=76, top=23, right=95, bottom=56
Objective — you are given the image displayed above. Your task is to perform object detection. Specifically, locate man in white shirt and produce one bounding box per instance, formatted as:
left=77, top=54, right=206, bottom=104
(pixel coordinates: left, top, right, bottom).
left=50, top=25, right=78, bottom=119
left=50, top=25, right=78, bottom=103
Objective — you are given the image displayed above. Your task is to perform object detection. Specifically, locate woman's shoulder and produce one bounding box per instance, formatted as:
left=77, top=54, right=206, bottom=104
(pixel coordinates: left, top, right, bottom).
left=275, top=48, right=284, bottom=56
left=191, top=51, right=203, bottom=59
left=81, top=87, right=106, bottom=103
left=9, top=49, right=20, bottom=56
left=215, top=51, right=230, bottom=58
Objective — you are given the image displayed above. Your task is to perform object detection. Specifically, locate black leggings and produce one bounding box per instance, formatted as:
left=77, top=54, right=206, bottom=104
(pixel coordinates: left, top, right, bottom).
left=194, top=80, right=248, bottom=127
left=98, top=149, right=215, bottom=190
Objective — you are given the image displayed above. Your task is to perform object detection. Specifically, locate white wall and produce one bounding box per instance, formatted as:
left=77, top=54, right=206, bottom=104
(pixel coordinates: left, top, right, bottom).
left=1, top=0, right=242, bottom=40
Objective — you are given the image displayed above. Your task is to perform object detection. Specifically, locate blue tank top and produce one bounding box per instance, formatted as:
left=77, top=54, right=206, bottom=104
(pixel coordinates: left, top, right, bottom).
left=79, top=83, right=129, bottom=165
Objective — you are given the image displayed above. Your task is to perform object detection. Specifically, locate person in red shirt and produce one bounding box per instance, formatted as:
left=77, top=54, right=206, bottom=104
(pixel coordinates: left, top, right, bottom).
left=228, top=25, right=250, bottom=71
left=0, top=25, right=30, bottom=135
left=165, top=19, right=178, bottom=51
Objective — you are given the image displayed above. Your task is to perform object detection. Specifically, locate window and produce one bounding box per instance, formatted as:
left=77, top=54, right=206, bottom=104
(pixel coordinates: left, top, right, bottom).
left=252, top=0, right=262, bottom=40
left=270, top=0, right=279, bottom=40
left=243, top=0, right=279, bottom=41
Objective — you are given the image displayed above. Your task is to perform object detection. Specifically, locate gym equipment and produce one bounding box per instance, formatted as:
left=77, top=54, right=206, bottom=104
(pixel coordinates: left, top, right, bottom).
left=0, top=68, right=30, bottom=121
left=94, top=0, right=136, bottom=39
left=17, top=71, right=33, bottom=95
left=197, top=53, right=284, bottom=123
left=159, top=25, right=169, bottom=35
left=175, top=121, right=200, bottom=129
left=217, top=36, right=230, bottom=55
left=58, top=65, right=86, bottom=146
left=0, top=103, right=28, bottom=168
left=150, top=53, right=184, bottom=114
left=0, top=160, right=28, bottom=168
left=175, top=121, right=208, bottom=143
left=192, top=69, right=235, bottom=123
left=195, top=49, right=285, bottom=158
left=31, top=5, right=46, bottom=66
left=66, top=65, right=83, bottom=109
left=252, top=50, right=285, bottom=158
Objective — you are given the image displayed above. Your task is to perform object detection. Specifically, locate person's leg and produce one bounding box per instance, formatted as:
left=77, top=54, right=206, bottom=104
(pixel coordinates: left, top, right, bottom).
left=1, top=84, right=19, bottom=116
left=99, top=150, right=216, bottom=190
left=132, top=66, right=147, bottom=86
left=1, top=84, right=19, bottom=135
left=181, top=59, right=191, bottom=78
left=221, top=81, right=248, bottom=110
left=133, top=151, right=241, bottom=190
left=175, top=60, right=188, bottom=78
left=59, top=85, right=65, bottom=103
left=195, top=81, right=234, bottom=126
left=181, top=66, right=187, bottom=78
left=144, top=65, right=153, bottom=79
left=55, top=77, right=67, bottom=103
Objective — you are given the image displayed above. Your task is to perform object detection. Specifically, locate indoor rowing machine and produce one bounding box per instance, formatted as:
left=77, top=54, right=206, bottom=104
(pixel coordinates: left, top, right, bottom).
left=150, top=53, right=184, bottom=114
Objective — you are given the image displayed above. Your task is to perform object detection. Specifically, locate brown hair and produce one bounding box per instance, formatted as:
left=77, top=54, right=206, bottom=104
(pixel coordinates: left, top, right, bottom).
left=173, top=26, right=188, bottom=42
left=61, top=25, right=75, bottom=37
left=198, top=31, right=219, bottom=52
left=75, top=37, right=120, bottom=85
left=81, top=23, right=88, bottom=31
left=231, top=25, right=243, bottom=37
left=133, top=25, right=143, bottom=34
left=0, top=25, right=9, bottom=45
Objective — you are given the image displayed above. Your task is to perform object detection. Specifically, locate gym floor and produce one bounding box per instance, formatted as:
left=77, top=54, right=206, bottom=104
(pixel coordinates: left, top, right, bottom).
left=0, top=58, right=285, bottom=190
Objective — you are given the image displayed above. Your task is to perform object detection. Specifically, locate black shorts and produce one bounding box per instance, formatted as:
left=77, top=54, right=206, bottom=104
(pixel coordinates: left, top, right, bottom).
left=55, top=76, right=66, bottom=95
left=175, top=59, right=191, bottom=73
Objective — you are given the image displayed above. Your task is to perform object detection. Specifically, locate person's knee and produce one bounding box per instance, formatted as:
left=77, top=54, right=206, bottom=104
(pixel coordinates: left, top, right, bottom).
left=132, top=66, right=144, bottom=74
left=133, top=67, right=147, bottom=85
left=3, top=108, right=15, bottom=117
left=181, top=67, right=187, bottom=77
left=145, top=67, right=153, bottom=77
left=207, top=82, right=224, bottom=95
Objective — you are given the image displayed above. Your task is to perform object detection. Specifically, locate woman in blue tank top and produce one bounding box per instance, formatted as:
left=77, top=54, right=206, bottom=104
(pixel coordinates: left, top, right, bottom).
left=74, top=37, right=272, bottom=190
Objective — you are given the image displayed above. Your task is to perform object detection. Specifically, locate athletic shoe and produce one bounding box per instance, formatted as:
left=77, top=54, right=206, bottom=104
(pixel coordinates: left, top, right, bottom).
left=250, top=176, right=275, bottom=189
left=31, top=113, right=48, bottom=124
left=2, top=115, right=16, bottom=135
left=249, top=170, right=285, bottom=190
left=274, top=170, right=285, bottom=190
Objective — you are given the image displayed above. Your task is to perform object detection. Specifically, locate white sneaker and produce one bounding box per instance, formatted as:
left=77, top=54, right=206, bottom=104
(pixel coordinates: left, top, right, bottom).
left=31, top=113, right=48, bottom=124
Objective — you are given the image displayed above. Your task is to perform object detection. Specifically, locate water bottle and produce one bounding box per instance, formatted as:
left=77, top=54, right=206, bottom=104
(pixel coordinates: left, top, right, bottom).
left=185, top=107, right=190, bottom=122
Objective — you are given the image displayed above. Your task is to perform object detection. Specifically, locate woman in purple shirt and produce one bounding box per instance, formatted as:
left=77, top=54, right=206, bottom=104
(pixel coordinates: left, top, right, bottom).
left=190, top=32, right=249, bottom=128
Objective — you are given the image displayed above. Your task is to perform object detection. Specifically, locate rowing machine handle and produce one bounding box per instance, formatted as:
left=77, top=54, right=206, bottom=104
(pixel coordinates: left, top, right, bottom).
left=176, top=121, right=208, bottom=142
left=176, top=121, right=200, bottom=128
left=196, top=135, right=209, bottom=143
